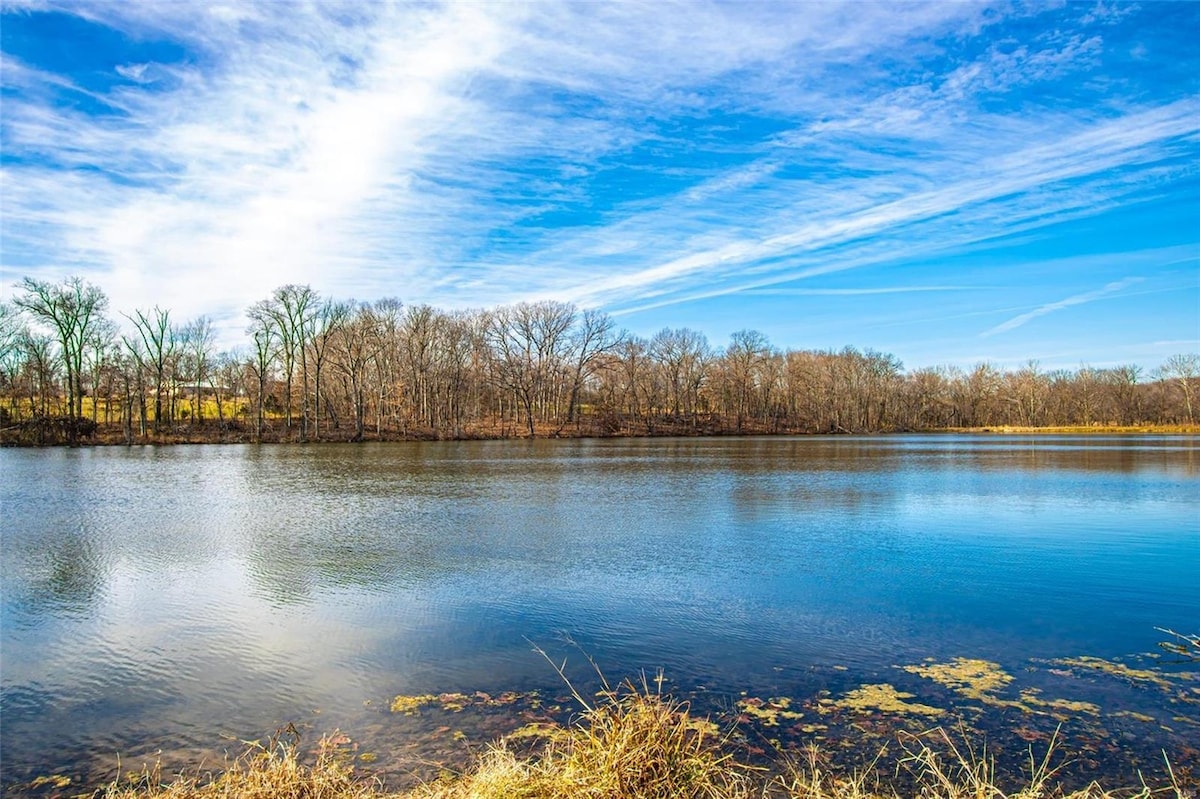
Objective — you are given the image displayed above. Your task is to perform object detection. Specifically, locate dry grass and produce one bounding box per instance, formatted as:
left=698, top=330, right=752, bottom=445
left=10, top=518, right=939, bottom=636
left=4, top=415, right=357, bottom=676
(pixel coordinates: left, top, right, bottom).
left=93, top=689, right=1193, bottom=799
left=944, top=425, right=1200, bottom=435
left=410, top=679, right=755, bottom=799
left=100, top=727, right=386, bottom=799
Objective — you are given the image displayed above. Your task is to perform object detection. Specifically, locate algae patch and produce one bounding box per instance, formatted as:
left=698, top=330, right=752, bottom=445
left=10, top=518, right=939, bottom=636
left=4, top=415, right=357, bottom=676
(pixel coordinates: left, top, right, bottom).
left=901, top=657, right=1098, bottom=717
left=832, top=683, right=944, bottom=717
left=1016, top=689, right=1100, bottom=716
left=902, top=658, right=1013, bottom=704
left=736, top=696, right=803, bottom=726
left=1053, top=656, right=1176, bottom=690
left=506, top=721, right=568, bottom=742
left=685, top=717, right=722, bottom=737
left=30, top=775, right=71, bottom=789
left=390, top=692, right=474, bottom=715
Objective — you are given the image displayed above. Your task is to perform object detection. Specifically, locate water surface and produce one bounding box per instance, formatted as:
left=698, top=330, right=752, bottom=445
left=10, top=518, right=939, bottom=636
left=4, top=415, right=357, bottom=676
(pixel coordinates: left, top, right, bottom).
left=2, top=436, right=1197, bottom=790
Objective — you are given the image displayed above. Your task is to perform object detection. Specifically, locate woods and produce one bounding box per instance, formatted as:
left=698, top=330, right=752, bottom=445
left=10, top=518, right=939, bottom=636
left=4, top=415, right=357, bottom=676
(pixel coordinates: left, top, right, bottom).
left=2, top=276, right=1197, bottom=445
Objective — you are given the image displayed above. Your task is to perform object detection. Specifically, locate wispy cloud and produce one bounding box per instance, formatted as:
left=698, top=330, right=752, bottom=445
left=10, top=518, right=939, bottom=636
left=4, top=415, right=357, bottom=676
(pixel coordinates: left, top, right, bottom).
left=982, top=277, right=1145, bottom=337
left=114, top=62, right=151, bottom=82
left=739, top=286, right=973, bottom=296
left=552, top=96, right=1199, bottom=313
left=1, top=0, right=1197, bottom=360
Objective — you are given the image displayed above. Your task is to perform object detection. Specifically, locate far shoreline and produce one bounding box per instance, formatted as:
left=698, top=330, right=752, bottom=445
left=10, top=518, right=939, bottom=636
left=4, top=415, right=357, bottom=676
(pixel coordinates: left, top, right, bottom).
left=3, top=420, right=1197, bottom=448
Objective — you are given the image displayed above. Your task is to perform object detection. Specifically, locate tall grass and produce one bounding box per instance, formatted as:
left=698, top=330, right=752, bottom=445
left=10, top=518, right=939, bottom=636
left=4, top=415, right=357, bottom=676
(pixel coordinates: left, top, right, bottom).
left=100, top=727, right=378, bottom=799
left=97, top=684, right=1190, bottom=799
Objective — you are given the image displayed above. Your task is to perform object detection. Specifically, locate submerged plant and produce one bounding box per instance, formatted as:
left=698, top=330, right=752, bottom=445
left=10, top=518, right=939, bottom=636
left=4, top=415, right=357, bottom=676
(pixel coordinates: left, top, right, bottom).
left=1158, top=629, right=1200, bottom=663
left=902, top=658, right=1014, bottom=704
left=830, top=684, right=944, bottom=718
left=1053, top=656, right=1178, bottom=691
left=91, top=643, right=1195, bottom=799
left=93, top=700, right=1192, bottom=799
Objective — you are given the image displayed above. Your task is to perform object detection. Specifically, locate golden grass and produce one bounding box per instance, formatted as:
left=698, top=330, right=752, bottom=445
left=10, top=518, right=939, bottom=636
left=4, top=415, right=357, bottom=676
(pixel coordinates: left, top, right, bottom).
left=410, top=681, right=756, bottom=799
left=100, top=728, right=384, bottom=799
left=94, top=687, right=1192, bottom=799
left=944, top=425, right=1200, bottom=434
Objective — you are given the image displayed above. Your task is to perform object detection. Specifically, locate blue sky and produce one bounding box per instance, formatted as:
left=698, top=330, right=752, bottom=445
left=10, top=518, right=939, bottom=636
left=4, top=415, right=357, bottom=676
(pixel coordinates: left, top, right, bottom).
left=1, top=0, right=1197, bottom=369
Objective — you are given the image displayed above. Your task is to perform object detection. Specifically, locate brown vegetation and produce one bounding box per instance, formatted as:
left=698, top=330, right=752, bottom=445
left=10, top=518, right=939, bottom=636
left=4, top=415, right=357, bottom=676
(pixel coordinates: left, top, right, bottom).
left=3, top=277, right=1199, bottom=446
left=95, top=689, right=1190, bottom=799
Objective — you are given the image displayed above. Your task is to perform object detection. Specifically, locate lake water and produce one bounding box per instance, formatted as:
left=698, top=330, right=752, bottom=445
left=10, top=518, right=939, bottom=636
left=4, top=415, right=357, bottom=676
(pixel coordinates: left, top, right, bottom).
left=2, top=436, right=1198, bottom=792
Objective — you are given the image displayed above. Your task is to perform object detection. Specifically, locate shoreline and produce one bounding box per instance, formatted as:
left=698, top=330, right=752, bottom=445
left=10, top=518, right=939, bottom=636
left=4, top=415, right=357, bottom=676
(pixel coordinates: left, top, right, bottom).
left=23, top=692, right=1195, bottom=798
left=3, top=420, right=1197, bottom=448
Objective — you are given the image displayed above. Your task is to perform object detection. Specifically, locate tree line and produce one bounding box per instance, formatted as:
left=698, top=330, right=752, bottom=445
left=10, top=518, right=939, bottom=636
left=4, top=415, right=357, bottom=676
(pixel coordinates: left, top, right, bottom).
left=2, top=276, right=1197, bottom=445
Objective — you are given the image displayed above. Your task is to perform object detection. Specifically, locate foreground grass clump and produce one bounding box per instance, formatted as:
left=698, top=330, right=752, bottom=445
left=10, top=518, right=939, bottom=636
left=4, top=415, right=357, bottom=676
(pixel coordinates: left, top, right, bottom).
left=100, top=688, right=1189, bottom=799
left=100, top=729, right=379, bottom=799
left=410, top=682, right=753, bottom=799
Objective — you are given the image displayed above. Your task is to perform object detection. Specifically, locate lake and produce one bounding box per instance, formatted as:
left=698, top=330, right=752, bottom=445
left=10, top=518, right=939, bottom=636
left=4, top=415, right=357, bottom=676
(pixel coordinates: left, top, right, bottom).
left=2, top=436, right=1198, bottom=792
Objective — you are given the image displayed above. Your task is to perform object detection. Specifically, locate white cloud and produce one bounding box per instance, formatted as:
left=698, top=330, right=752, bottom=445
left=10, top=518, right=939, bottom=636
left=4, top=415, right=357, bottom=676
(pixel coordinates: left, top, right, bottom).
left=538, top=97, right=1199, bottom=313
left=1, top=0, right=1196, bottom=354
left=740, top=286, right=972, bottom=296
left=115, top=62, right=151, bottom=82
left=981, top=277, right=1146, bottom=337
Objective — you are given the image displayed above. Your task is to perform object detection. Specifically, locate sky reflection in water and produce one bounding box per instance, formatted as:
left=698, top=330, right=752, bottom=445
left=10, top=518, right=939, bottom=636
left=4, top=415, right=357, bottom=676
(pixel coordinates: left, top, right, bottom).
left=1, top=436, right=1197, bottom=790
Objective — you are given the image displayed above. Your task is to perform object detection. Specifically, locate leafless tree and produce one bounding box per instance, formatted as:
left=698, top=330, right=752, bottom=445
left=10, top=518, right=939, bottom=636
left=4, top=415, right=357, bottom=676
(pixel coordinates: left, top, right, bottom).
left=13, top=276, right=110, bottom=438
left=1160, top=353, right=1199, bottom=424
left=179, top=316, right=215, bottom=427
left=486, top=301, right=576, bottom=437
left=309, top=299, right=351, bottom=440
left=124, top=307, right=176, bottom=434
left=563, top=309, right=620, bottom=428
left=249, top=285, right=319, bottom=437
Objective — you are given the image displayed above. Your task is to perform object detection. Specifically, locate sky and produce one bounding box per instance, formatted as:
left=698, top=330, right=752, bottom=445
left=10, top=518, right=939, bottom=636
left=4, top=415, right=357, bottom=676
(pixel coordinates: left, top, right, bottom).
left=1, top=0, right=1197, bottom=370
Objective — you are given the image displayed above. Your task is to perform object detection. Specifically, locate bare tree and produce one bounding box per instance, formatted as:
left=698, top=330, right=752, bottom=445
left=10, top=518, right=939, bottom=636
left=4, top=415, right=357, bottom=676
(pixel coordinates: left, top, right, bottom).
left=650, top=327, right=709, bottom=420
left=178, top=316, right=215, bottom=427
left=723, top=329, right=771, bottom=432
left=330, top=303, right=383, bottom=441
left=1161, top=353, right=1199, bottom=424
left=247, top=324, right=277, bottom=442
left=19, top=330, right=58, bottom=419
left=400, top=304, right=438, bottom=430
left=1106, top=364, right=1142, bottom=426
left=0, top=302, right=26, bottom=423
left=613, top=336, right=652, bottom=433
left=13, top=276, right=110, bottom=438
left=486, top=301, right=576, bottom=437
left=1004, top=360, right=1046, bottom=427
left=371, top=298, right=404, bottom=437
left=563, top=308, right=620, bottom=428
left=309, top=300, right=351, bottom=440
left=124, top=307, right=176, bottom=435
left=84, top=318, right=118, bottom=425
left=249, top=285, right=319, bottom=437
left=209, top=350, right=243, bottom=426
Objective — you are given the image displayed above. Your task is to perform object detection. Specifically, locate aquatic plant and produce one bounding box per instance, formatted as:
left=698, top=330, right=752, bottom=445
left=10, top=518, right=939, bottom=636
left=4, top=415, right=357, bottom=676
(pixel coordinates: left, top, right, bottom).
left=829, top=684, right=944, bottom=717
left=1158, top=629, right=1200, bottom=663
left=736, top=696, right=804, bottom=726
left=94, top=700, right=1192, bottom=799
left=1053, top=656, right=1177, bottom=691
left=902, top=658, right=1014, bottom=704
left=390, top=693, right=474, bottom=715
left=89, top=645, right=1195, bottom=798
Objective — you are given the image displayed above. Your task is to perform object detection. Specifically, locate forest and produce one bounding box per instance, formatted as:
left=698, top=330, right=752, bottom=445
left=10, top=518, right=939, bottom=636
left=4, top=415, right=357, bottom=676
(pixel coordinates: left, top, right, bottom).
left=2, top=275, right=1197, bottom=445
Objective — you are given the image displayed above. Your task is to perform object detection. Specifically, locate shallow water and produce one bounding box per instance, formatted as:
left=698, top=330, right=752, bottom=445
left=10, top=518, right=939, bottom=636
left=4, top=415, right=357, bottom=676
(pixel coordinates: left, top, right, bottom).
left=2, top=436, right=1198, bottom=791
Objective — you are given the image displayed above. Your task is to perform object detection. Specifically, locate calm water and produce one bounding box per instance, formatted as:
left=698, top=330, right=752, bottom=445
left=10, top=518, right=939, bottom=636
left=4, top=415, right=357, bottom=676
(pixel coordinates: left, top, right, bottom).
left=2, top=436, right=1198, bottom=791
